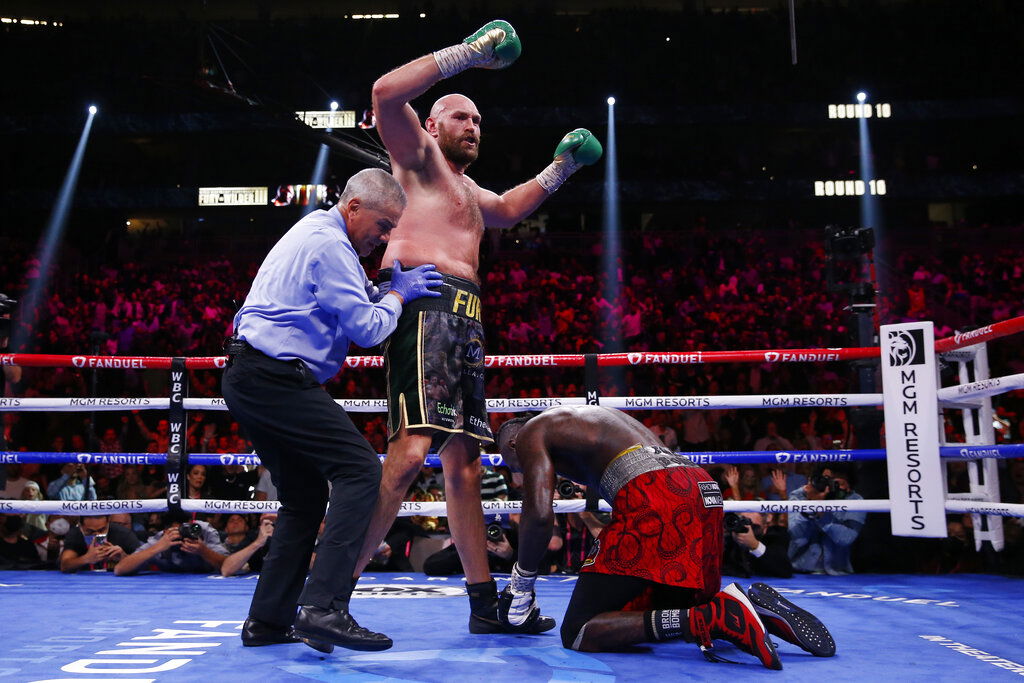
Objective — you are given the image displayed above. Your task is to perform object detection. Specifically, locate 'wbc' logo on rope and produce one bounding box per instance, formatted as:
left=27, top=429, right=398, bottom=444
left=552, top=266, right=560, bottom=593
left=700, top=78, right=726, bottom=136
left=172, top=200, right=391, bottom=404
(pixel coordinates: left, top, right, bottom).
left=888, top=329, right=925, bottom=367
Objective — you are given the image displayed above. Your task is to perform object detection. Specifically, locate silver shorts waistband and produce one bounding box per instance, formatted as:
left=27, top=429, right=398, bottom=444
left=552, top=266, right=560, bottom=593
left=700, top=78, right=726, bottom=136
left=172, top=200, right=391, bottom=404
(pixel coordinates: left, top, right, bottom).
left=599, top=445, right=699, bottom=502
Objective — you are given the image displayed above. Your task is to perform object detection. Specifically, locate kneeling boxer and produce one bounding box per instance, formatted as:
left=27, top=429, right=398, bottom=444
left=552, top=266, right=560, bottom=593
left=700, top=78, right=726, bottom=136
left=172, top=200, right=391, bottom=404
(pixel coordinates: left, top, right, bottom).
left=496, top=406, right=835, bottom=668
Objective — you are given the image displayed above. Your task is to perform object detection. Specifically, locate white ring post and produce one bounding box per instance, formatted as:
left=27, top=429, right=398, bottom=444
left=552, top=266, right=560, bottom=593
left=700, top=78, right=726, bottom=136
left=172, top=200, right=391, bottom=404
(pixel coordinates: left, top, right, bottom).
left=880, top=321, right=947, bottom=537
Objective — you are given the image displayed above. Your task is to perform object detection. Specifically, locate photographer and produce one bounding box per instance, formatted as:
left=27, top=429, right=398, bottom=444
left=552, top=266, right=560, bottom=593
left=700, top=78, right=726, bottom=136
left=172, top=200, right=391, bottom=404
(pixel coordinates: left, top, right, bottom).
left=721, top=511, right=792, bottom=579
left=788, top=465, right=866, bottom=576
left=115, top=516, right=228, bottom=575
left=60, top=514, right=141, bottom=573
left=422, top=514, right=517, bottom=576
left=221, top=514, right=277, bottom=576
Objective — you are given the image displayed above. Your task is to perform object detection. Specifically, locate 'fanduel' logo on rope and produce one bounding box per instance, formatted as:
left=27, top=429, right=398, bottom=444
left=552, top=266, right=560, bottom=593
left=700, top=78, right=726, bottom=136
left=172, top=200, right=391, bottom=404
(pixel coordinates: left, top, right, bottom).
left=952, top=325, right=993, bottom=347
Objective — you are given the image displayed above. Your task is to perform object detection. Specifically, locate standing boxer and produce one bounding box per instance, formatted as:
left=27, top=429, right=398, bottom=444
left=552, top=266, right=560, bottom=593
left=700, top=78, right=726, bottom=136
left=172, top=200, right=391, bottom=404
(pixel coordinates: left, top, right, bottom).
left=355, top=20, right=602, bottom=634
left=223, top=168, right=442, bottom=653
left=496, top=406, right=837, bottom=668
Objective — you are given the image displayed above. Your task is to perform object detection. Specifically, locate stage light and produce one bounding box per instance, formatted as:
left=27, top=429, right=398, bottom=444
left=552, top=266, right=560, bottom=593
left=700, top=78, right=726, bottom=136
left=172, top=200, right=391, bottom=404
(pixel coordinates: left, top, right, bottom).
left=88, top=105, right=97, bottom=114
left=330, top=101, right=339, bottom=111
left=856, top=92, right=866, bottom=102
left=607, top=97, right=616, bottom=106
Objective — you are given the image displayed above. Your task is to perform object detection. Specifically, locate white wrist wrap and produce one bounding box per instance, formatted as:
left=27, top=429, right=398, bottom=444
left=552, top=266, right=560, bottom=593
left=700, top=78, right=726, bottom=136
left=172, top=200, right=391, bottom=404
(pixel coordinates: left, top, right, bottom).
left=432, top=44, right=476, bottom=79
left=535, top=157, right=582, bottom=193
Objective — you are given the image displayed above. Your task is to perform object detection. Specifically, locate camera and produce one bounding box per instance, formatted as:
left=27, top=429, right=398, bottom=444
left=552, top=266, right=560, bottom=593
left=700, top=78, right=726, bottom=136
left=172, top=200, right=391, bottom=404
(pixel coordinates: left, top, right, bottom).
left=724, top=512, right=752, bottom=534
left=93, top=533, right=108, bottom=545
left=486, top=522, right=505, bottom=542
left=178, top=523, right=203, bottom=540
left=557, top=479, right=582, bottom=498
left=810, top=473, right=847, bottom=500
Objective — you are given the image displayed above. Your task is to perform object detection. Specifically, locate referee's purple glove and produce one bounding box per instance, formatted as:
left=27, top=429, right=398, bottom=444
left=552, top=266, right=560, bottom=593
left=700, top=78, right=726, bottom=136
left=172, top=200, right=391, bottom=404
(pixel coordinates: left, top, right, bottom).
left=389, top=259, right=444, bottom=303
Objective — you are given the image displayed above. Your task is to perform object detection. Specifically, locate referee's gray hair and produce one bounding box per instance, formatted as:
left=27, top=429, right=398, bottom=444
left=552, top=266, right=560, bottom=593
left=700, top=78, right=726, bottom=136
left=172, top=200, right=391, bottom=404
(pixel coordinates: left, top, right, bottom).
left=340, top=168, right=407, bottom=211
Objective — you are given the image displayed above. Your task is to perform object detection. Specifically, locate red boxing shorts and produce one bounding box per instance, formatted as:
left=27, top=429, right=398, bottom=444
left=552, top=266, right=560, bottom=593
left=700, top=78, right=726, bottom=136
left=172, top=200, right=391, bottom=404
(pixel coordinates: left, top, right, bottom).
left=582, top=464, right=724, bottom=607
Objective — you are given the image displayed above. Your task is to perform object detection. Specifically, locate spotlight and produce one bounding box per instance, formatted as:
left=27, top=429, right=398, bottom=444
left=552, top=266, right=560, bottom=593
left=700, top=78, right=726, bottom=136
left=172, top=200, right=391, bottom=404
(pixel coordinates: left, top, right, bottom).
left=330, top=101, right=339, bottom=111
left=88, top=105, right=97, bottom=114
left=856, top=92, right=866, bottom=102
left=607, top=96, right=616, bottom=106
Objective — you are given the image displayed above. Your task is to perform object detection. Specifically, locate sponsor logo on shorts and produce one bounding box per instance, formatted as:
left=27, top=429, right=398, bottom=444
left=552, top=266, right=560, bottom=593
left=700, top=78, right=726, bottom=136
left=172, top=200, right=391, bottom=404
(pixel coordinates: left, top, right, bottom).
left=353, top=584, right=466, bottom=599
left=469, top=415, right=490, bottom=432
left=452, top=290, right=482, bottom=322
left=436, top=404, right=458, bottom=417
left=698, top=481, right=723, bottom=508
left=465, top=337, right=484, bottom=367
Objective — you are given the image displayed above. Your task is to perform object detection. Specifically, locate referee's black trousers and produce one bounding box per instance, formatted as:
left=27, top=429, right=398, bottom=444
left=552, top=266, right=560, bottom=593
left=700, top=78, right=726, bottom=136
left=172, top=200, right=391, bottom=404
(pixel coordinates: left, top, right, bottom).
left=222, top=345, right=381, bottom=627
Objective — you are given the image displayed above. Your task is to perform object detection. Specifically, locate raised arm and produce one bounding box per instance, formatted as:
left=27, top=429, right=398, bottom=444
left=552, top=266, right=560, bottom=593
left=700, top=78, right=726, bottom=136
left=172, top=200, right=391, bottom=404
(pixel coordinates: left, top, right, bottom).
left=372, top=57, right=442, bottom=171
left=477, top=128, right=604, bottom=228
left=372, top=21, right=522, bottom=171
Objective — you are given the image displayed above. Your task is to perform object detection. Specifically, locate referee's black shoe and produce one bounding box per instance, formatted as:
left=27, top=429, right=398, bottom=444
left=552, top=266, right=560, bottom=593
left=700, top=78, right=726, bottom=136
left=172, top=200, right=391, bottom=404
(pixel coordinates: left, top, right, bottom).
left=241, top=618, right=302, bottom=647
left=293, top=606, right=393, bottom=652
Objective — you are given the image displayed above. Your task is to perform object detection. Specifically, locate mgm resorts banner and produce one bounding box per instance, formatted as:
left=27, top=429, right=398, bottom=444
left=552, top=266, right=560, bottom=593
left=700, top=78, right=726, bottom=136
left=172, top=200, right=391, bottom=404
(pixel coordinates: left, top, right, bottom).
left=881, top=321, right=946, bottom=537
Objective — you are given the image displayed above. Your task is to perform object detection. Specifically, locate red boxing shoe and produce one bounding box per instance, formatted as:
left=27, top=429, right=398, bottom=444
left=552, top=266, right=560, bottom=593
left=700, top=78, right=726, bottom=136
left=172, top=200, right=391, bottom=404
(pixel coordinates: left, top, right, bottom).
left=689, top=582, right=782, bottom=670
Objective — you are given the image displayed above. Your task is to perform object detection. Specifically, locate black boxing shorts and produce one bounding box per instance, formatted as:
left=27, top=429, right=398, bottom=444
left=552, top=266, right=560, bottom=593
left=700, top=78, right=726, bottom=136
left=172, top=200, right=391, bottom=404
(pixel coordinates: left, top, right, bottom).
left=378, top=269, right=493, bottom=448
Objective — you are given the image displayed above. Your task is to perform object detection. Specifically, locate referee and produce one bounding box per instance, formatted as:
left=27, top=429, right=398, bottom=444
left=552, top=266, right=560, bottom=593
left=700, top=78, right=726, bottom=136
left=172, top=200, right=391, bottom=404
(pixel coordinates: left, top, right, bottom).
left=223, top=168, right=443, bottom=652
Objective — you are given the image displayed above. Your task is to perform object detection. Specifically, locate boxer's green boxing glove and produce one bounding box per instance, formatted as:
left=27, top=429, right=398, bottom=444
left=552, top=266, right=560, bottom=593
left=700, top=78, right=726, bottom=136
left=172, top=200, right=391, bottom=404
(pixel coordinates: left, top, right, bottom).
left=433, top=20, right=521, bottom=79
left=535, top=128, right=603, bottom=193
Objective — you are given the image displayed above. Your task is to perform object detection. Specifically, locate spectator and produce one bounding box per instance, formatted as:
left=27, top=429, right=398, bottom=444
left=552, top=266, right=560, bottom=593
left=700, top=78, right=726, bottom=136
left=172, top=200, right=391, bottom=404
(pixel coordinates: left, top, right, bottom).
left=0, top=514, right=41, bottom=569
left=723, top=464, right=760, bottom=501
left=21, top=481, right=48, bottom=537
left=59, top=514, right=142, bottom=573
left=1, top=464, right=31, bottom=499
left=209, top=465, right=258, bottom=501
left=47, top=463, right=97, bottom=501
left=754, top=421, right=795, bottom=451
left=185, top=464, right=209, bottom=499
left=253, top=465, right=277, bottom=502
left=221, top=513, right=254, bottom=553
left=115, top=466, right=147, bottom=500
left=788, top=466, right=866, bottom=575
left=221, top=514, right=277, bottom=576
left=648, top=412, right=680, bottom=451
left=115, top=517, right=228, bottom=575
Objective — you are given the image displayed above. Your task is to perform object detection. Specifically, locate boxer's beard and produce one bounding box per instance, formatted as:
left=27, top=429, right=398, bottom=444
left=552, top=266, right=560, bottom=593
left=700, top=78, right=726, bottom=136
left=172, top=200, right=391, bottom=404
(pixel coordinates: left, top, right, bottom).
left=438, top=126, right=479, bottom=167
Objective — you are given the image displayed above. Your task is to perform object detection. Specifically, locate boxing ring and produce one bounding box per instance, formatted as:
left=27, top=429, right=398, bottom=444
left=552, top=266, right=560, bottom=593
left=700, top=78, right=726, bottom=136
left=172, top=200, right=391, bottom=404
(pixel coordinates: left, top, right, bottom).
left=2, top=316, right=1024, bottom=681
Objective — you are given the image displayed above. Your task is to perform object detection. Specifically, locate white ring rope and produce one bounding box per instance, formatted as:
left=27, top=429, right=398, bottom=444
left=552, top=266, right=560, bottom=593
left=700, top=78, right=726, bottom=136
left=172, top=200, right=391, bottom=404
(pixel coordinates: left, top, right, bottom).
left=5, top=497, right=1024, bottom=518
left=0, top=393, right=885, bottom=412
left=1, top=372, right=1020, bottom=413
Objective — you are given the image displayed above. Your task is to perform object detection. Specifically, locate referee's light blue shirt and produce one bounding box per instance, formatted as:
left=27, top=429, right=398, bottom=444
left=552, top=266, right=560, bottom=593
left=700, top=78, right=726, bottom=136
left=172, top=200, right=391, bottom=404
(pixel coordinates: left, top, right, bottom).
left=234, top=207, right=402, bottom=383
